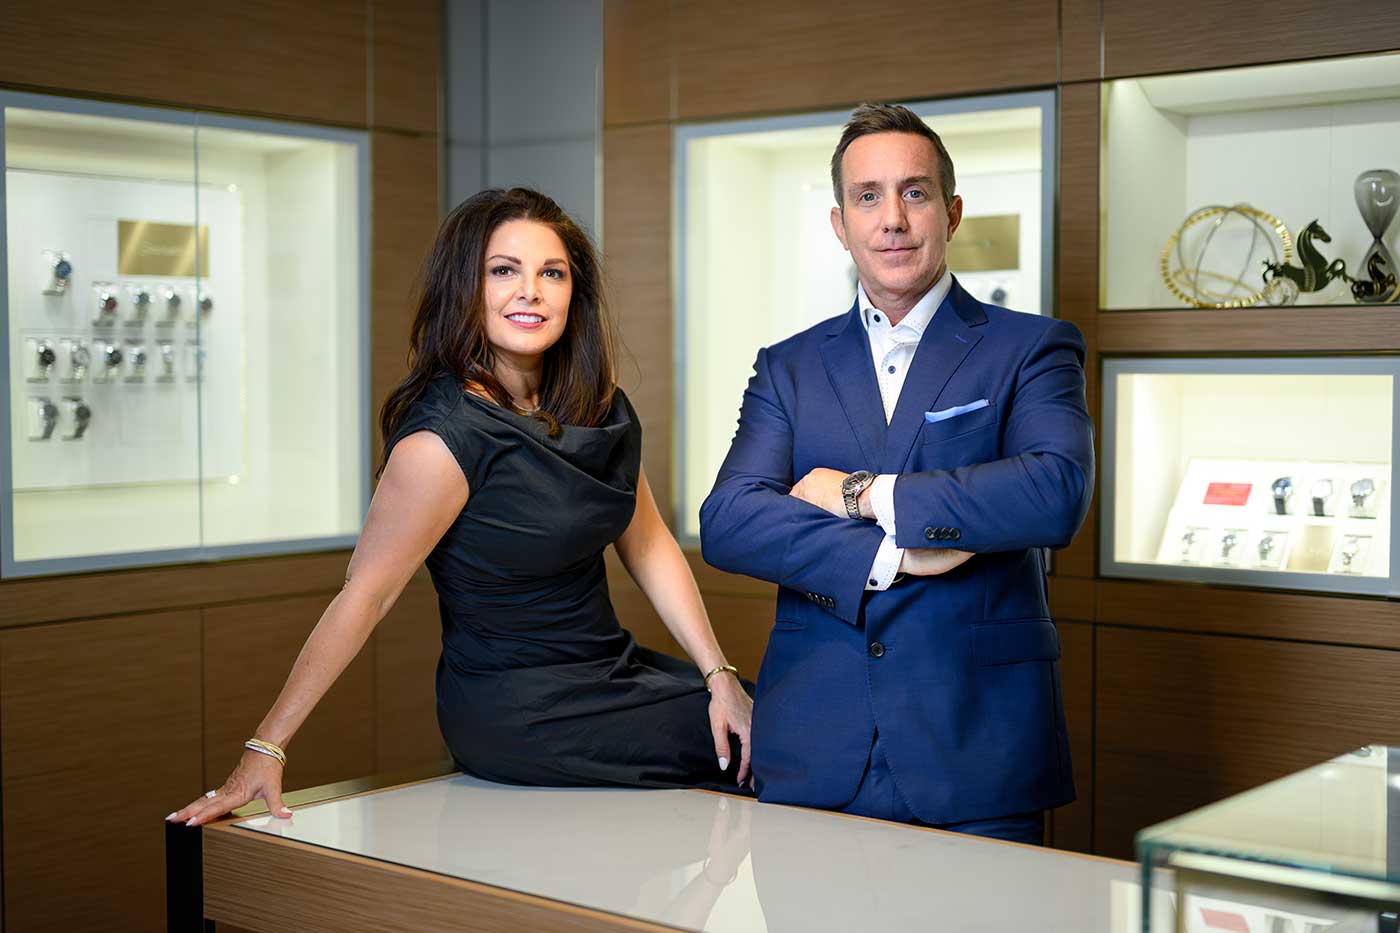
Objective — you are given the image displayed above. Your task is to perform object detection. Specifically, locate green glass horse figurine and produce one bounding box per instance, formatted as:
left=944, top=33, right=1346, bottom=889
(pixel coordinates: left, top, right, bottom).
left=1262, top=220, right=1349, bottom=296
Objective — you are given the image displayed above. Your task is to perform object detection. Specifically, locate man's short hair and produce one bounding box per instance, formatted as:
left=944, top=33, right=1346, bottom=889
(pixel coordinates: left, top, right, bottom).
left=830, top=103, right=956, bottom=209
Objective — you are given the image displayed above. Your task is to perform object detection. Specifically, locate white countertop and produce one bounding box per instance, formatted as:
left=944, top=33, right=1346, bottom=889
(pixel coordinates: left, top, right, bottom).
left=236, top=774, right=1162, bottom=933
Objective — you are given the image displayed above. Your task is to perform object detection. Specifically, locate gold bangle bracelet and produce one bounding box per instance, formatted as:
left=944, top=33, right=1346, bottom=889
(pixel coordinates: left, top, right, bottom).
left=244, top=738, right=287, bottom=766
left=703, top=664, right=739, bottom=691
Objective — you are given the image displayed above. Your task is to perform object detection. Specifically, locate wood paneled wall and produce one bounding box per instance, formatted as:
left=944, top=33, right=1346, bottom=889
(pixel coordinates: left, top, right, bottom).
left=0, top=2, right=444, bottom=929
left=600, top=0, right=1400, bottom=863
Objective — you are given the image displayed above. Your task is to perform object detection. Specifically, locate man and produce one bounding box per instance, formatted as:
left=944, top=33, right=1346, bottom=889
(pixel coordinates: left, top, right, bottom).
left=699, top=103, right=1094, bottom=844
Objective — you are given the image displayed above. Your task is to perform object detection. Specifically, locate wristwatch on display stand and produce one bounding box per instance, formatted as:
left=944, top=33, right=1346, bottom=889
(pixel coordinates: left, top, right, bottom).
left=1271, top=476, right=1293, bottom=515
left=1257, top=535, right=1276, bottom=563
left=1311, top=479, right=1334, bottom=517
left=1219, top=532, right=1238, bottom=562
left=45, top=252, right=73, bottom=296
left=1340, top=537, right=1363, bottom=572
left=1350, top=478, right=1376, bottom=515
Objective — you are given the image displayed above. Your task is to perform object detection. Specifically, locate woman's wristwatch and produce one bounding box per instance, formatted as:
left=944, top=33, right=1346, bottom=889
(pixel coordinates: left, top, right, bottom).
left=841, top=470, right=875, bottom=519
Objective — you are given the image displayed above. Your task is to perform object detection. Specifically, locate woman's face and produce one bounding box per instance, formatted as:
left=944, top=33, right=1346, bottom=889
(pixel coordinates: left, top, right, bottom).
left=480, top=219, right=572, bottom=366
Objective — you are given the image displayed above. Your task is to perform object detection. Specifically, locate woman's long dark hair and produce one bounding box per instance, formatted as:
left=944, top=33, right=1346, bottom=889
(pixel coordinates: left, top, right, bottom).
left=378, top=188, right=618, bottom=475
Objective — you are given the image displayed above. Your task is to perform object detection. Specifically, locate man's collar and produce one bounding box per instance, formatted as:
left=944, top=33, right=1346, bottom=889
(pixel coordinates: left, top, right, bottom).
left=857, top=270, right=951, bottom=336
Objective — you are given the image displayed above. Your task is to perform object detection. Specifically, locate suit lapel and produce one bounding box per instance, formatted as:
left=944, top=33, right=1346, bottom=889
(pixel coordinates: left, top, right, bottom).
left=882, top=278, right=988, bottom=473
left=819, top=302, right=886, bottom=470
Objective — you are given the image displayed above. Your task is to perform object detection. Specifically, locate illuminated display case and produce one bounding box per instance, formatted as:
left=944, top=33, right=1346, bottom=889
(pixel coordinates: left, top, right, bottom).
left=674, top=91, right=1056, bottom=539
left=1101, top=51, right=1400, bottom=311
left=1102, top=357, right=1398, bottom=596
left=2, top=91, right=368, bottom=576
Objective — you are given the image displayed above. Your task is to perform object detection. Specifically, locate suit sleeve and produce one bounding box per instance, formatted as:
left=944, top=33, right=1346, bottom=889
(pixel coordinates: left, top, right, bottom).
left=700, top=347, right=884, bottom=625
left=892, top=319, right=1095, bottom=553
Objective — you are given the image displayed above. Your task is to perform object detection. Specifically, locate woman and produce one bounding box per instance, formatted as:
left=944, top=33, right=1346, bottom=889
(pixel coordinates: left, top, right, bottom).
left=170, top=188, right=752, bottom=827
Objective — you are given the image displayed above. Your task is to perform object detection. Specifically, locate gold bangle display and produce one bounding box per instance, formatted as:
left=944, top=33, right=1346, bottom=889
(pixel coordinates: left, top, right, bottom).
left=1159, top=205, right=1293, bottom=309
left=244, top=738, right=287, bottom=767
left=703, top=664, right=739, bottom=691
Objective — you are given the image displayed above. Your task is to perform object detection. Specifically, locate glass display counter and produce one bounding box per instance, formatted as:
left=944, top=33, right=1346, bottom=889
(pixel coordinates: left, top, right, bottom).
left=1101, top=51, right=1400, bottom=310
left=2, top=91, right=368, bottom=576
left=1138, top=745, right=1400, bottom=933
left=675, top=91, right=1055, bottom=539
left=1102, top=357, right=1397, bottom=596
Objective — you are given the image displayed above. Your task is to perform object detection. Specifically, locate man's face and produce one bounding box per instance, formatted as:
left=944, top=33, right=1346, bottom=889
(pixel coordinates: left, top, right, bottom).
left=829, top=132, right=962, bottom=303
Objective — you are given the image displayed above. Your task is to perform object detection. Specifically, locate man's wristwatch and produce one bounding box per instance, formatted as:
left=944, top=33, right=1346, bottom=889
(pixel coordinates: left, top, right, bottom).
left=1271, top=476, right=1293, bottom=515
left=841, top=470, right=875, bottom=520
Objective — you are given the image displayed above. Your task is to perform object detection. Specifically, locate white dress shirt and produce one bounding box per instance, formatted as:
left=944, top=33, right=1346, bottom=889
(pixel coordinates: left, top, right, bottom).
left=858, top=272, right=952, bottom=590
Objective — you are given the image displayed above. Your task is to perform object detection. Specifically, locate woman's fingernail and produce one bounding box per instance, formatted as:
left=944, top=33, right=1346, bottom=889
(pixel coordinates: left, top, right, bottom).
left=719, top=756, right=730, bottom=770
left=278, top=808, right=292, bottom=817
left=165, top=812, right=177, bottom=821
left=185, top=817, right=197, bottom=827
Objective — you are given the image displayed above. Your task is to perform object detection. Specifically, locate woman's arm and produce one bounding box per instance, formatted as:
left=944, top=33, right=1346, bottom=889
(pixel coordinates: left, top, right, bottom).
left=614, top=466, right=753, bottom=783
left=169, top=430, right=468, bottom=826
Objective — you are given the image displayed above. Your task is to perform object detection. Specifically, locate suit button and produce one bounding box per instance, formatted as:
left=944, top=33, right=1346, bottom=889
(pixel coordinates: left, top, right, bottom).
left=951, top=528, right=961, bottom=540
left=869, top=642, right=886, bottom=658
left=933, top=527, right=946, bottom=540
left=924, top=527, right=936, bottom=540
left=826, top=597, right=835, bottom=608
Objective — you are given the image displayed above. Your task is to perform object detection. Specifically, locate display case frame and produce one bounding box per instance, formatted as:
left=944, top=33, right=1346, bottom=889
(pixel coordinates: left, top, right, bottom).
left=1100, top=355, right=1400, bottom=597
left=671, top=89, right=1058, bottom=541
left=0, top=89, right=371, bottom=578
left=1098, top=50, right=1400, bottom=314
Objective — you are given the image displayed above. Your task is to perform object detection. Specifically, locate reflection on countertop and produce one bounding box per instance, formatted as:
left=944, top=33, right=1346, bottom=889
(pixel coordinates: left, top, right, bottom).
left=238, top=773, right=1162, bottom=933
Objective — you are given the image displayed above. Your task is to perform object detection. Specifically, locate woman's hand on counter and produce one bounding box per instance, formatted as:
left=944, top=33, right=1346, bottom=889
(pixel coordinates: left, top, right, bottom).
left=166, top=749, right=291, bottom=827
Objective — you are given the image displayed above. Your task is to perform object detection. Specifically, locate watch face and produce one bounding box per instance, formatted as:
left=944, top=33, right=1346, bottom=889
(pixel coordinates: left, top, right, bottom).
left=1272, top=477, right=1293, bottom=498
left=53, top=258, right=72, bottom=280
left=1352, top=478, right=1375, bottom=500
left=1311, top=479, right=1334, bottom=499
left=842, top=470, right=874, bottom=492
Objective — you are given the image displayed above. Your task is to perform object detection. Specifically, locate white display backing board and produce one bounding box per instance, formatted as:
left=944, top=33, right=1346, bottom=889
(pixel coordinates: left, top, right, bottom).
left=1102, top=54, right=1400, bottom=309
left=7, top=169, right=244, bottom=489
left=1150, top=457, right=1390, bottom=577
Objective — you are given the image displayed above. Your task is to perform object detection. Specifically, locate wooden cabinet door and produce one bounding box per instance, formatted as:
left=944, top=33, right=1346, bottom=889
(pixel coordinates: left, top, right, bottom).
left=1, top=610, right=203, bottom=932
left=1095, top=626, right=1400, bottom=859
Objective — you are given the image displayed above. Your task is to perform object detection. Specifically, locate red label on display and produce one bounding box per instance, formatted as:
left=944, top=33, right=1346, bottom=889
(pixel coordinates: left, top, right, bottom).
left=1199, top=908, right=1250, bottom=933
left=1203, top=482, right=1252, bottom=506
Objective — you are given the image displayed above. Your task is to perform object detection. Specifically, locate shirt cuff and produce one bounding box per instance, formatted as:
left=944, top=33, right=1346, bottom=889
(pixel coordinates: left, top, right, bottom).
left=870, top=474, right=898, bottom=536
left=864, top=534, right=904, bottom=591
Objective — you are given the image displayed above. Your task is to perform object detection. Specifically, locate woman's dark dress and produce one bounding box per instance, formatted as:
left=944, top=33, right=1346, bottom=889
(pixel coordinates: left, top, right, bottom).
left=385, top=374, right=742, bottom=791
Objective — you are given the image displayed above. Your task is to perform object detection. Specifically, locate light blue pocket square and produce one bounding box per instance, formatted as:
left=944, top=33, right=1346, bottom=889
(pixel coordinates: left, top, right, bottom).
left=924, top=399, right=991, bottom=423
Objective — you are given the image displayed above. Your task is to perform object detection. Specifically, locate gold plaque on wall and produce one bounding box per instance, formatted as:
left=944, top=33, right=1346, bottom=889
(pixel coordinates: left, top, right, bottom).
left=117, top=220, right=209, bottom=277
left=947, top=214, right=1019, bottom=272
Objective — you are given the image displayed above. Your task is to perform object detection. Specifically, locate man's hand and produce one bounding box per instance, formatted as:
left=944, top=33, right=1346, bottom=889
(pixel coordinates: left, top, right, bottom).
left=901, top=548, right=974, bottom=576
left=789, top=468, right=849, bottom=518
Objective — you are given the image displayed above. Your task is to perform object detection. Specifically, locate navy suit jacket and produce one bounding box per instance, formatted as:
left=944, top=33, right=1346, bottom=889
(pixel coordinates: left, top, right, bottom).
left=699, top=277, right=1094, bottom=824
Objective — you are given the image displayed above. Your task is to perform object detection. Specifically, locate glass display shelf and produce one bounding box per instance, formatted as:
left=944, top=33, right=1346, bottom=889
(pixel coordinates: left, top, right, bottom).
left=674, top=90, right=1055, bottom=540
left=1, top=91, right=369, bottom=577
left=1101, top=51, right=1400, bottom=311
left=1102, top=357, right=1397, bottom=596
left=1138, top=745, right=1400, bottom=932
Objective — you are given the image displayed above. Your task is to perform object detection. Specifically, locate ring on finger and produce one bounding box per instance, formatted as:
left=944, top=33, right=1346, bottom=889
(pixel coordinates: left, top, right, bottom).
left=204, top=789, right=217, bottom=798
